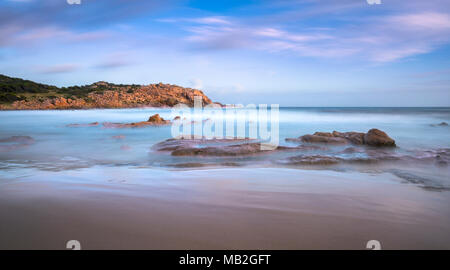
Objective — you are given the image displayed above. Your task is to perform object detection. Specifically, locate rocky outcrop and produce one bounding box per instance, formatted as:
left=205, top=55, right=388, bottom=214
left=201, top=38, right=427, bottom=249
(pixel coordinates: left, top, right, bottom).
left=286, top=129, right=395, bottom=147
left=363, top=129, right=396, bottom=147
left=148, top=114, right=166, bottom=124
left=103, top=114, right=170, bottom=128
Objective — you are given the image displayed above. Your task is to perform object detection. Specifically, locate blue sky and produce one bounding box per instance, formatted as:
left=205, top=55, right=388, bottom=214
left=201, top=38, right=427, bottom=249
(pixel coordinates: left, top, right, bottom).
left=1, top=0, right=450, bottom=106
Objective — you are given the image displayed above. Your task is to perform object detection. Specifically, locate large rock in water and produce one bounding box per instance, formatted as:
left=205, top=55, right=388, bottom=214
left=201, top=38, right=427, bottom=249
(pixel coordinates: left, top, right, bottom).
left=148, top=114, right=166, bottom=123
left=363, top=129, right=396, bottom=147
left=286, top=129, right=395, bottom=147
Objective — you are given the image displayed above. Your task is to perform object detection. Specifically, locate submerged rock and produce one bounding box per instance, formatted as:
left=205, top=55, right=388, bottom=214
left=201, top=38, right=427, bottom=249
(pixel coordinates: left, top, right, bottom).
left=120, top=145, right=131, bottom=151
left=430, top=122, right=448, bottom=127
left=103, top=114, right=170, bottom=128
left=66, top=122, right=99, bottom=127
left=0, top=136, right=35, bottom=152
left=390, top=169, right=450, bottom=191
left=287, top=155, right=341, bottom=165
left=339, top=147, right=364, bottom=154
left=171, top=143, right=293, bottom=156
left=299, top=134, right=348, bottom=144
left=153, top=137, right=294, bottom=156
left=112, top=135, right=126, bottom=140
left=0, top=136, right=34, bottom=144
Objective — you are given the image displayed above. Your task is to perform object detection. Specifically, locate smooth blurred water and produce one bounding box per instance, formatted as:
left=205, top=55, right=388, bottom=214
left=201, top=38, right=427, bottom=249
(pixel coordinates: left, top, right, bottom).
left=0, top=107, right=449, bottom=173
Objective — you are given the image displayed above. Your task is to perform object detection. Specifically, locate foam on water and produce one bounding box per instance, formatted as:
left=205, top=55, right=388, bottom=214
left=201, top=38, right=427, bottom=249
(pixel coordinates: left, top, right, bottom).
left=0, top=107, right=449, bottom=190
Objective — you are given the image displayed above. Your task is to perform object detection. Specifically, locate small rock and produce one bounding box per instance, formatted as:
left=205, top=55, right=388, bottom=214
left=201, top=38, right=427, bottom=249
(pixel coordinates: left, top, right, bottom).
left=154, top=138, right=293, bottom=156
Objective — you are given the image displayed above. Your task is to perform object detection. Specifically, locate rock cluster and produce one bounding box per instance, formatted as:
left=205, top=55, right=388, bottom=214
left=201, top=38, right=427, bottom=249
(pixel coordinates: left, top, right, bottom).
left=286, top=129, right=396, bottom=147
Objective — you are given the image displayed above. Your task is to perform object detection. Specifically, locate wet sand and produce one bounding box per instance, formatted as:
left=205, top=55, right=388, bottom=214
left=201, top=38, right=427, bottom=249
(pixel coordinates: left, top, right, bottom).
left=0, top=167, right=449, bottom=250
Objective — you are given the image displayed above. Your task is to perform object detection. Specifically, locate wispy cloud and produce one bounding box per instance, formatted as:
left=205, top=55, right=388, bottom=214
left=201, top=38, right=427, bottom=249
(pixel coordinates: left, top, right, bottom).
left=0, top=26, right=111, bottom=48
left=164, top=8, right=450, bottom=63
left=189, top=78, right=203, bottom=89
left=94, top=59, right=131, bottom=70
left=93, top=52, right=134, bottom=70
left=37, top=64, right=79, bottom=74
left=0, top=0, right=172, bottom=48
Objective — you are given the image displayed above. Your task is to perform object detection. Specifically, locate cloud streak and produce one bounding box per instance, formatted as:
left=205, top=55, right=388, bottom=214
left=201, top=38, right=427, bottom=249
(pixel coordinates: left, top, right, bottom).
left=37, top=64, right=79, bottom=74
left=171, top=8, right=450, bottom=63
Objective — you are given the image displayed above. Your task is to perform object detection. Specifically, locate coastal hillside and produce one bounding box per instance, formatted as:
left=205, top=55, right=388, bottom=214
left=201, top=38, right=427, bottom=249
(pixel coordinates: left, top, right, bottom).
left=0, top=74, right=213, bottom=110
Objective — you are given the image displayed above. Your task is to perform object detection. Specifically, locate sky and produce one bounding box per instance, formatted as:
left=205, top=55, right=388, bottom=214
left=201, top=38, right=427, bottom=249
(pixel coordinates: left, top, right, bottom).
left=1, top=0, right=450, bottom=106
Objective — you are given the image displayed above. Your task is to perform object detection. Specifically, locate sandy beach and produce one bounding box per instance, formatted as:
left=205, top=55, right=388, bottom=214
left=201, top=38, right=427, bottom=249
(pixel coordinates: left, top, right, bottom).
left=1, top=167, right=449, bottom=250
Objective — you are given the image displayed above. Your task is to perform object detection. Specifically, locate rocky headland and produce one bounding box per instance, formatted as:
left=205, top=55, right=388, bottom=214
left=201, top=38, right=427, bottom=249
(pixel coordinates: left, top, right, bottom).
left=0, top=74, right=215, bottom=110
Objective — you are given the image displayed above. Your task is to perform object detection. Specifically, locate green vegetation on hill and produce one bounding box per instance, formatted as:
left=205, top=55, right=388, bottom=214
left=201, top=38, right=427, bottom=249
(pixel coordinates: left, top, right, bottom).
left=0, top=74, right=57, bottom=103
left=0, top=74, right=141, bottom=104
